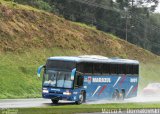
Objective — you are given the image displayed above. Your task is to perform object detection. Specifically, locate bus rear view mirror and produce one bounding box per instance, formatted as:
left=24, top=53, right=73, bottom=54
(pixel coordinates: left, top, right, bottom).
left=71, top=68, right=76, bottom=81
left=37, top=65, right=45, bottom=78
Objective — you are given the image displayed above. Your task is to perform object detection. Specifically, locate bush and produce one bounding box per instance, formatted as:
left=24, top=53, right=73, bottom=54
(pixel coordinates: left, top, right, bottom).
left=14, top=0, right=53, bottom=12
left=31, top=0, right=52, bottom=11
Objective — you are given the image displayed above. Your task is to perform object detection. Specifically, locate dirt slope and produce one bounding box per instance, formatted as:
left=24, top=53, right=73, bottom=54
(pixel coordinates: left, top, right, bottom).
left=0, top=2, right=159, bottom=62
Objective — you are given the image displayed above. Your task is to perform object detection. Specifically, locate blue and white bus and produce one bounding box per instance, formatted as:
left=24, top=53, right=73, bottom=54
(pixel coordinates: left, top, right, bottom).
left=37, top=55, right=139, bottom=104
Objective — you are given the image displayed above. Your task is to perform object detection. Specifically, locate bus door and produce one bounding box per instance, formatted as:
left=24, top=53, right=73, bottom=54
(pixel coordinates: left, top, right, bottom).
left=74, top=73, right=84, bottom=89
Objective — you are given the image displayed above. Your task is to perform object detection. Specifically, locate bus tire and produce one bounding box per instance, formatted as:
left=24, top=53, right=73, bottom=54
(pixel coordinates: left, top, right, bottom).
left=119, top=90, right=125, bottom=100
left=83, top=91, right=86, bottom=103
left=75, top=91, right=85, bottom=105
left=112, top=90, right=119, bottom=101
left=51, top=99, right=59, bottom=104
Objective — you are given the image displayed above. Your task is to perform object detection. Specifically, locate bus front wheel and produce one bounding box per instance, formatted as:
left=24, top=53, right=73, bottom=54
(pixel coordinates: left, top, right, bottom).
left=51, top=99, right=59, bottom=104
left=75, top=92, right=85, bottom=104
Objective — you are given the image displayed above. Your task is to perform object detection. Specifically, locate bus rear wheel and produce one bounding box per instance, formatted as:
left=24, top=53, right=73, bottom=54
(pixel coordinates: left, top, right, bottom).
left=51, top=99, right=59, bottom=104
left=75, top=92, right=85, bottom=105
left=112, top=90, right=120, bottom=101
left=119, top=90, right=125, bottom=100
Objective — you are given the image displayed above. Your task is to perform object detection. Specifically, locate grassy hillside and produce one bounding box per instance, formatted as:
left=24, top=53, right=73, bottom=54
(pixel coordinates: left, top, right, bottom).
left=0, top=0, right=159, bottom=98
left=0, top=48, right=82, bottom=98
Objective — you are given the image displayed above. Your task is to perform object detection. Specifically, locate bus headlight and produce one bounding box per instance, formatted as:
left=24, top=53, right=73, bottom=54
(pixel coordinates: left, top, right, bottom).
left=63, top=92, right=72, bottom=95
left=43, top=89, right=49, bottom=93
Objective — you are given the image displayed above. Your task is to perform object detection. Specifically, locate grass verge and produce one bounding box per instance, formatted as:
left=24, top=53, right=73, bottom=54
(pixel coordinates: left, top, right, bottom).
left=1, top=103, right=160, bottom=114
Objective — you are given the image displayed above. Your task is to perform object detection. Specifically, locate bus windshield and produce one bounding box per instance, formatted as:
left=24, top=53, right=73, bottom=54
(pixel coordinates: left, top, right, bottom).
left=46, top=60, right=76, bottom=70
left=43, top=70, right=73, bottom=89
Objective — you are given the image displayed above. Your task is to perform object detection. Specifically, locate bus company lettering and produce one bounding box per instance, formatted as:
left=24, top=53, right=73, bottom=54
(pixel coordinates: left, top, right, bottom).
left=92, top=78, right=111, bottom=83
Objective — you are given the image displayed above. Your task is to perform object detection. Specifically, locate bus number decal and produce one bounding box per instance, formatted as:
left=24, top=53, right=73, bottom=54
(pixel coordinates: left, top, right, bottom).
left=130, top=78, right=138, bottom=83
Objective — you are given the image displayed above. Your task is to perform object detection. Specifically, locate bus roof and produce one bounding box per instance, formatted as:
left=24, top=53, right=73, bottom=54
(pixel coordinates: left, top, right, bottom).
left=48, top=55, right=139, bottom=64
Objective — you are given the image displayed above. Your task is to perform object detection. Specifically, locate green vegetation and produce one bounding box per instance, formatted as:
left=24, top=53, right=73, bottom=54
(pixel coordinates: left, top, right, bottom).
left=72, top=22, right=97, bottom=31
left=1, top=103, right=160, bottom=114
left=0, top=0, right=43, bottom=11
left=14, top=0, right=54, bottom=12
left=0, top=48, right=82, bottom=98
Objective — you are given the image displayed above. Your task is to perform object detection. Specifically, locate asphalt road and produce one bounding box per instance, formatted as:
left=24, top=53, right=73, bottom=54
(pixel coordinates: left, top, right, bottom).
left=0, top=98, right=76, bottom=108
left=0, top=96, right=160, bottom=108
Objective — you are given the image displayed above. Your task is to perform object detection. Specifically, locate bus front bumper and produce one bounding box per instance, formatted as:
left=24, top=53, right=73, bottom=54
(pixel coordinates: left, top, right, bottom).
left=42, top=93, right=77, bottom=101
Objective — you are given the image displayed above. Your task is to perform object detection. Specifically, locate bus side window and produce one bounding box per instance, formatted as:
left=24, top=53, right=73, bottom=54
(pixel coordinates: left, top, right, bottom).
left=93, top=63, right=102, bottom=74
left=133, top=65, right=139, bottom=75
left=122, top=64, right=126, bottom=74
left=110, top=64, right=117, bottom=74
left=136, top=65, right=139, bottom=74
left=77, top=63, right=84, bottom=73
left=126, top=64, right=130, bottom=74
left=86, top=63, right=93, bottom=74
